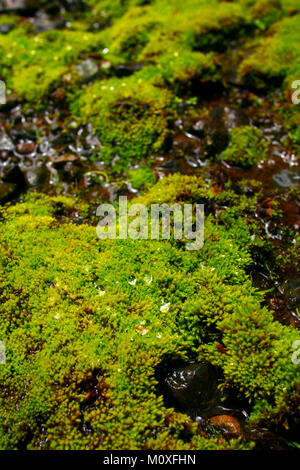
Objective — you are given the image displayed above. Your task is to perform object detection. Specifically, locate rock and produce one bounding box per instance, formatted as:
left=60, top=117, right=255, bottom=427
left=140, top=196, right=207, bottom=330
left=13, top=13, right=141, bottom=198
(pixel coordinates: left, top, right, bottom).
left=51, top=132, right=73, bottom=146
left=75, top=59, right=99, bottom=82
left=0, top=182, right=16, bottom=204
left=2, top=165, right=27, bottom=187
left=0, top=133, right=14, bottom=151
left=209, top=415, right=241, bottom=435
left=0, top=23, right=14, bottom=34
left=26, top=165, right=49, bottom=187
left=58, top=161, right=82, bottom=183
left=53, top=153, right=79, bottom=166
left=189, top=120, right=205, bottom=139
left=164, top=361, right=219, bottom=415
left=115, top=63, right=145, bottom=78
left=273, top=169, right=300, bottom=188
left=158, top=160, right=179, bottom=173
left=204, top=106, right=248, bottom=157
left=16, top=141, right=36, bottom=155
left=279, top=279, right=300, bottom=309
left=32, top=15, right=66, bottom=33
left=11, top=127, right=37, bottom=142
left=0, top=0, right=39, bottom=14
left=0, top=93, right=21, bottom=111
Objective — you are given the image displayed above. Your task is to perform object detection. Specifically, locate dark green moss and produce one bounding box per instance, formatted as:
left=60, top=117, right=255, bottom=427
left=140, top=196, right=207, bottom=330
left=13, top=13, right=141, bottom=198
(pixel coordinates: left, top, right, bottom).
left=220, top=125, right=269, bottom=168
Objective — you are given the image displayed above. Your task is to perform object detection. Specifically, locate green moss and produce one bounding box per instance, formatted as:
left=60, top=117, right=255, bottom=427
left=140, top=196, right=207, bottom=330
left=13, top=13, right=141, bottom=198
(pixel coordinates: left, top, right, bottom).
left=70, top=73, right=174, bottom=166
left=220, top=125, right=269, bottom=168
left=0, top=175, right=299, bottom=449
left=0, top=27, right=104, bottom=102
left=127, top=166, right=156, bottom=190
left=1, top=0, right=286, bottom=168
left=240, top=14, right=300, bottom=88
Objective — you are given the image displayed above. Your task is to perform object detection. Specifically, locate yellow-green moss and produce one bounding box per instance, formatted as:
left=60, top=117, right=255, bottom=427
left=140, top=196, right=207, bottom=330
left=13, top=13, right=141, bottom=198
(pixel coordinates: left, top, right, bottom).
left=0, top=175, right=299, bottom=449
left=220, top=125, right=269, bottom=167
left=240, top=13, right=300, bottom=88
left=0, top=26, right=104, bottom=102
left=70, top=73, right=174, bottom=165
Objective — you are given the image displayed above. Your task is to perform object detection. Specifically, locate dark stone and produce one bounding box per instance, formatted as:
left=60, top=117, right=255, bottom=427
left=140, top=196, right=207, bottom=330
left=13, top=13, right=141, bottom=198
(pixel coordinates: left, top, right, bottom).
left=51, top=132, right=74, bottom=146
left=26, top=165, right=49, bottom=187
left=31, top=15, right=66, bottom=33
left=0, top=182, right=16, bottom=204
left=59, top=161, right=83, bottom=183
left=114, top=63, right=145, bottom=78
left=164, top=361, right=219, bottom=415
left=0, top=23, right=13, bottom=34
left=0, top=93, right=21, bottom=112
left=0, top=0, right=39, bottom=15
left=2, top=165, right=27, bottom=187
left=204, top=106, right=248, bottom=158
left=44, top=2, right=61, bottom=15
left=11, top=128, right=37, bottom=142
left=279, top=279, right=300, bottom=309
left=189, top=120, right=205, bottom=139
left=159, top=160, right=179, bottom=173
left=52, top=0, right=86, bottom=12
left=204, top=107, right=230, bottom=157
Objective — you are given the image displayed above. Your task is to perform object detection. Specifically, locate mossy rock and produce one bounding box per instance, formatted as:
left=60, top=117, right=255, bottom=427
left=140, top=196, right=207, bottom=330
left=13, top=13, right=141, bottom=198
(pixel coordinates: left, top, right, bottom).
left=70, top=73, right=174, bottom=166
left=220, top=125, right=269, bottom=168
left=239, top=13, right=300, bottom=89
left=0, top=175, right=299, bottom=449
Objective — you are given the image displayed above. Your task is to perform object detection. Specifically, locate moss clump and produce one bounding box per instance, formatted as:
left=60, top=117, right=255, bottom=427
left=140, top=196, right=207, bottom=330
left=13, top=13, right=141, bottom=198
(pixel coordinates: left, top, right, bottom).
left=0, top=26, right=104, bottom=102
left=127, top=166, right=156, bottom=190
left=240, top=13, right=300, bottom=88
left=97, top=0, right=250, bottom=73
left=219, top=125, right=269, bottom=167
left=0, top=175, right=299, bottom=449
left=70, top=73, right=174, bottom=166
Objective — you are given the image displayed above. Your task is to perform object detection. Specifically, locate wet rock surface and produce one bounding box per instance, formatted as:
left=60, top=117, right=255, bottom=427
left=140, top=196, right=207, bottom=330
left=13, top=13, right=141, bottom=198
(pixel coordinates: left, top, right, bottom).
left=209, top=415, right=242, bottom=436
left=273, top=169, right=300, bottom=188
left=162, top=361, right=220, bottom=416
left=204, top=106, right=248, bottom=157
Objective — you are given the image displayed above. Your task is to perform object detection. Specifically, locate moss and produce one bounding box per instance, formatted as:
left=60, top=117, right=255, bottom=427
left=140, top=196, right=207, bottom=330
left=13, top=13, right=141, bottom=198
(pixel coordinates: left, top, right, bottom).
left=70, top=73, right=174, bottom=166
left=1, top=0, right=287, bottom=168
left=240, top=14, right=300, bottom=88
left=219, top=125, right=269, bottom=168
left=127, top=166, right=156, bottom=190
left=0, top=26, right=104, bottom=102
left=0, top=175, right=299, bottom=449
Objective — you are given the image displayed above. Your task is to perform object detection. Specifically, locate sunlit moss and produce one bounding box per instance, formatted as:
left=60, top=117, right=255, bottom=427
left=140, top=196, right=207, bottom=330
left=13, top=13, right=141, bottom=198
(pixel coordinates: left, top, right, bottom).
left=240, top=13, right=300, bottom=88
left=0, top=175, right=299, bottom=449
